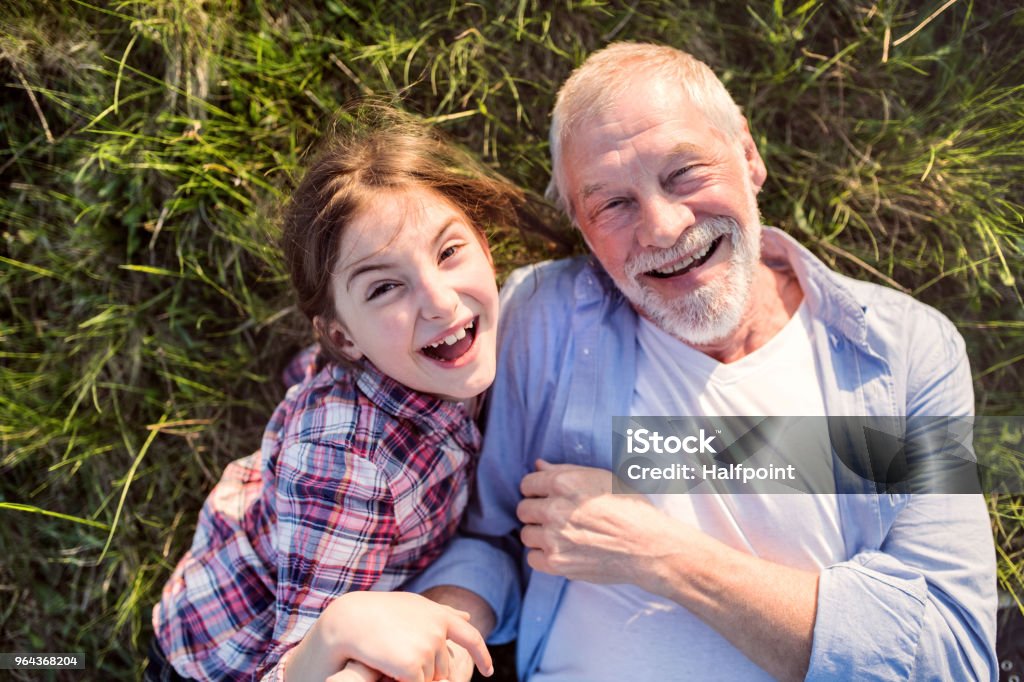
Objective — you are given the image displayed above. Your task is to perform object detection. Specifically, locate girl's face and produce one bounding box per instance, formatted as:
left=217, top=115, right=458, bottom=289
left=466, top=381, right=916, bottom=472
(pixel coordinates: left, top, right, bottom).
left=327, top=186, right=499, bottom=402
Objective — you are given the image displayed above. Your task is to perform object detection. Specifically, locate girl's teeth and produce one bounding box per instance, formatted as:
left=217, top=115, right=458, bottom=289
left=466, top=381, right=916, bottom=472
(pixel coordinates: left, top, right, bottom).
left=426, top=320, right=474, bottom=349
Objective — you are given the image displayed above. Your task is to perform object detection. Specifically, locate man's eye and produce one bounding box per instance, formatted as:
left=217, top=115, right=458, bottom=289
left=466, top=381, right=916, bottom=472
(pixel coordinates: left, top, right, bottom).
left=367, top=282, right=398, bottom=300
left=601, top=198, right=628, bottom=212
left=670, top=166, right=693, bottom=180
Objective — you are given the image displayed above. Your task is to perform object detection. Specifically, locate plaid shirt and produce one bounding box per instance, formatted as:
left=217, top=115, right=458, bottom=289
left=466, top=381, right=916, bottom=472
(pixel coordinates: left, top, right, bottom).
left=153, top=353, right=480, bottom=680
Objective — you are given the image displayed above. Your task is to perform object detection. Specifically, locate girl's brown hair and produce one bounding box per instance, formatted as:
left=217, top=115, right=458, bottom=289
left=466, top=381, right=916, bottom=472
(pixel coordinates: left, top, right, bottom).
left=281, top=102, right=524, bottom=364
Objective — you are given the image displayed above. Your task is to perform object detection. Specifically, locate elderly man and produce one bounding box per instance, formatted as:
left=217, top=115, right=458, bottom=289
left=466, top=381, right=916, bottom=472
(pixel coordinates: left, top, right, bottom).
left=415, top=42, right=997, bottom=681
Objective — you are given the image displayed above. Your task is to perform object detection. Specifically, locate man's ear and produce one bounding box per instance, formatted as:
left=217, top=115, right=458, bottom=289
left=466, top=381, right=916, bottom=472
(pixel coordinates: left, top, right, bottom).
left=313, top=315, right=364, bottom=362
left=739, top=118, right=767, bottom=193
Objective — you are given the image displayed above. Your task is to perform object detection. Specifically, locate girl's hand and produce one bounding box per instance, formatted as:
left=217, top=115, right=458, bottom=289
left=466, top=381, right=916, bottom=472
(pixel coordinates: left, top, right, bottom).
left=322, top=642, right=474, bottom=682
left=326, top=660, right=382, bottom=682
left=286, top=591, right=492, bottom=682
left=436, top=640, right=477, bottom=682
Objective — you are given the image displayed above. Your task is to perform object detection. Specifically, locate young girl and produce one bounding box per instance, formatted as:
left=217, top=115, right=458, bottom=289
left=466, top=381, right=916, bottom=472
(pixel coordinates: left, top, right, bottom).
left=150, top=103, right=524, bottom=681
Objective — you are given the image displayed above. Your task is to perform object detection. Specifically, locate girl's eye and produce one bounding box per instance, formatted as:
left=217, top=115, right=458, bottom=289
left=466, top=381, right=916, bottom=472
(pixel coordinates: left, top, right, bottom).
left=439, top=244, right=461, bottom=262
left=367, top=282, right=398, bottom=300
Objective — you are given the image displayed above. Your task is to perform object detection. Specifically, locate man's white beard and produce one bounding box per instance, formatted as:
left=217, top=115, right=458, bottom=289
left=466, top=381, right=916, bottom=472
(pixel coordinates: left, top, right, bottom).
left=618, top=216, right=762, bottom=346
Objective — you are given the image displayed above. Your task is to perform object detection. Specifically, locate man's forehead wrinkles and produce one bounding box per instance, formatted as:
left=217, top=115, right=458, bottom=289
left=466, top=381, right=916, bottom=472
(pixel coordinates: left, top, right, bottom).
left=593, top=110, right=667, bottom=139
left=576, top=140, right=695, bottom=201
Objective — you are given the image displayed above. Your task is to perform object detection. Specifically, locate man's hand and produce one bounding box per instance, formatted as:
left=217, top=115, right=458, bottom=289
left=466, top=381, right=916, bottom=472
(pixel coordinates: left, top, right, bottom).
left=518, top=460, right=818, bottom=682
left=516, top=460, right=683, bottom=594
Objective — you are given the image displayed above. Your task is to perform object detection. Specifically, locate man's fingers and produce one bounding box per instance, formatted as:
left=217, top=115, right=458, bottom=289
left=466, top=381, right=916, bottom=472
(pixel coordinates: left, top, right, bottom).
left=519, top=468, right=557, bottom=498
left=519, top=524, right=544, bottom=549
left=445, top=614, right=493, bottom=676
left=525, top=548, right=554, bottom=576
left=522, top=462, right=611, bottom=498
left=516, top=497, right=548, bottom=524
left=536, top=459, right=579, bottom=472
left=326, top=661, right=382, bottom=682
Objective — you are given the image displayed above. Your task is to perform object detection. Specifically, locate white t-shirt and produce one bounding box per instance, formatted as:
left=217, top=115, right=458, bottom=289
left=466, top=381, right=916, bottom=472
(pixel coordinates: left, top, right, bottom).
left=534, top=303, right=845, bottom=681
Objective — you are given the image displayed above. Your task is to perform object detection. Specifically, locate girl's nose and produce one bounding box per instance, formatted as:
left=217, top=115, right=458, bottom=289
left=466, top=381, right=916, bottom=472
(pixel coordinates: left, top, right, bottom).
left=419, top=277, right=460, bottom=320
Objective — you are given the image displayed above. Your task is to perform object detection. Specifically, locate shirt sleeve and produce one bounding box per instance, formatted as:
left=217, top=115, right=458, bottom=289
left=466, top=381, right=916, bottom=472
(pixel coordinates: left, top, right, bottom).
left=404, top=535, right=523, bottom=644
left=808, top=307, right=998, bottom=680
left=256, top=439, right=398, bottom=678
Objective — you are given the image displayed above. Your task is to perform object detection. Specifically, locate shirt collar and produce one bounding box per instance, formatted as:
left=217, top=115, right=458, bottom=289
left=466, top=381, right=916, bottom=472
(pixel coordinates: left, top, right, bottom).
left=330, top=360, right=472, bottom=435
left=759, top=228, right=870, bottom=349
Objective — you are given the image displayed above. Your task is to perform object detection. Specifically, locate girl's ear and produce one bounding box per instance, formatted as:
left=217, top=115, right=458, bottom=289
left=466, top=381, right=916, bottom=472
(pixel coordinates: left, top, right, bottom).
left=313, top=315, right=364, bottom=362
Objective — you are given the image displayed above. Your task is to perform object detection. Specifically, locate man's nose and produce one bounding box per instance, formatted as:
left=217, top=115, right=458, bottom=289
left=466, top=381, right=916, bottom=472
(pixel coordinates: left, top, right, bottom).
left=636, top=195, right=694, bottom=249
left=419, top=276, right=460, bottom=320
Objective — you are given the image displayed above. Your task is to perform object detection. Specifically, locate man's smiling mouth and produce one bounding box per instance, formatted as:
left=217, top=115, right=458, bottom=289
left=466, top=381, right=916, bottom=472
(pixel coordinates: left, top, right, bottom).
left=420, top=318, right=477, bottom=362
left=645, top=235, right=724, bottom=279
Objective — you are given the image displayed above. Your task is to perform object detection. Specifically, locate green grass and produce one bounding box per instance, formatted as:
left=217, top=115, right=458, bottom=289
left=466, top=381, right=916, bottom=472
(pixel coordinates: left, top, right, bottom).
left=1, top=0, right=1022, bottom=678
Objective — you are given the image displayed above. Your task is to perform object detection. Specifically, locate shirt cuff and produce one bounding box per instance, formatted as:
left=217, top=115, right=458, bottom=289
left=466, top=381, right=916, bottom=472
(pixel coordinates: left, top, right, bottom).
left=260, top=642, right=298, bottom=682
left=807, top=551, right=927, bottom=680
left=404, top=536, right=522, bottom=644
left=260, top=658, right=286, bottom=682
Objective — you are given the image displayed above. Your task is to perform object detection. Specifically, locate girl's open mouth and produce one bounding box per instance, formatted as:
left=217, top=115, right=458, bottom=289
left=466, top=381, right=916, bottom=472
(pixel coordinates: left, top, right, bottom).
left=420, top=318, right=478, bottom=362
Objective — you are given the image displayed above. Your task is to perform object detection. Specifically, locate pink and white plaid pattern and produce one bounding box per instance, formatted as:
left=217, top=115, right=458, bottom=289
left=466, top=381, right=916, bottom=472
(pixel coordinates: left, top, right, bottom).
left=153, top=356, right=480, bottom=680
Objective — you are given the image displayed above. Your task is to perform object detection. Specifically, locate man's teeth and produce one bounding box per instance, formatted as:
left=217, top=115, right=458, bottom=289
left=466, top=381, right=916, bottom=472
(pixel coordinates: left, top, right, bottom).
left=652, top=241, right=713, bottom=276
left=426, top=320, right=474, bottom=349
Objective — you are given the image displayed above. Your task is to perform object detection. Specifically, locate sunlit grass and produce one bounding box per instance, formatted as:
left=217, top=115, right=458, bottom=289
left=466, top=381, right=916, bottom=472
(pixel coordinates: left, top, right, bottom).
left=2, top=1, right=1022, bottom=677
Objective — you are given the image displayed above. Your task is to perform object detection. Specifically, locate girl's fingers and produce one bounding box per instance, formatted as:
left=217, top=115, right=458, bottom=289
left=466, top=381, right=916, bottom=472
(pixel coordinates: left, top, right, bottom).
left=444, top=613, right=493, bottom=677
left=431, top=643, right=450, bottom=681
left=326, top=660, right=382, bottom=682
left=439, top=604, right=473, bottom=621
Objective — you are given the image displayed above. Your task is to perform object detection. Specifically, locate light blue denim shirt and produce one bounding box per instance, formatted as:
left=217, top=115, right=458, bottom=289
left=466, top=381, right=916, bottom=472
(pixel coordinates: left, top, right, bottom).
left=410, top=228, right=997, bottom=681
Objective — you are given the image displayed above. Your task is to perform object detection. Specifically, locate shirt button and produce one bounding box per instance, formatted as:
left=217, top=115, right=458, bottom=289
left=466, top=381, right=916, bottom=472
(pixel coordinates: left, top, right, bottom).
left=575, top=442, right=584, bottom=452
left=582, top=348, right=590, bottom=356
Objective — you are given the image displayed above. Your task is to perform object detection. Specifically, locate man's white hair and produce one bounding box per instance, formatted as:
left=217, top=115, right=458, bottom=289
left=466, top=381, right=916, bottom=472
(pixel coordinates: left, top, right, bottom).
left=547, top=42, right=745, bottom=223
